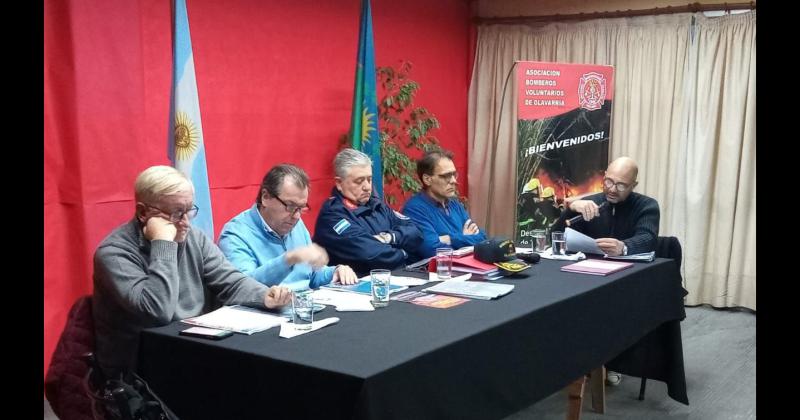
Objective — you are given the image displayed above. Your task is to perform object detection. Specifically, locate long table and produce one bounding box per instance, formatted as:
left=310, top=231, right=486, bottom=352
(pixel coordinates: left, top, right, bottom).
left=137, top=258, right=687, bottom=420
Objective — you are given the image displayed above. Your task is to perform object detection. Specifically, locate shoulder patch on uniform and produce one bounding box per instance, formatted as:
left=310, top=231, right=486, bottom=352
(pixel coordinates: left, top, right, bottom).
left=393, top=210, right=410, bottom=220
left=332, top=218, right=351, bottom=235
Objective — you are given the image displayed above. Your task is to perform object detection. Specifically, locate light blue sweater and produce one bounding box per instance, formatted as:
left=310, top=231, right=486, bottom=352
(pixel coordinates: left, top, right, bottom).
left=218, top=204, right=335, bottom=290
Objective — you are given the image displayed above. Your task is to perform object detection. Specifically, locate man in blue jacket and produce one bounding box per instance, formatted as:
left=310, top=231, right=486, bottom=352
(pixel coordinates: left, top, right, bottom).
left=219, top=164, right=358, bottom=290
left=314, top=148, right=423, bottom=276
left=402, top=149, right=486, bottom=260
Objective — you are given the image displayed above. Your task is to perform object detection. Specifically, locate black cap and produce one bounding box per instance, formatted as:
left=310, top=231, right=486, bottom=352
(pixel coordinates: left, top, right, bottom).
left=474, top=238, right=516, bottom=264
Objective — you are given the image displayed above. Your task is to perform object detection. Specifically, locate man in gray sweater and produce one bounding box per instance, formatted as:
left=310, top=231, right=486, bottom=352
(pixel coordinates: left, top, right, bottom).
left=92, top=165, right=292, bottom=377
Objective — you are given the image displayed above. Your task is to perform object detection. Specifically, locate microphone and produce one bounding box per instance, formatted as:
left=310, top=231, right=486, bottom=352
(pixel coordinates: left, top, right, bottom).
left=516, top=252, right=540, bottom=264
left=565, top=201, right=608, bottom=227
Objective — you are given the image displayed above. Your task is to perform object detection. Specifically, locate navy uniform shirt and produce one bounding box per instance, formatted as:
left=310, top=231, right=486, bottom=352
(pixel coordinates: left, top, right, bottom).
left=313, top=188, right=423, bottom=276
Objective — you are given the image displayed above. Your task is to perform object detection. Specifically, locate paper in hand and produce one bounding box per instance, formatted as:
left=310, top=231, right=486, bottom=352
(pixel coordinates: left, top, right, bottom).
left=565, top=227, right=604, bottom=255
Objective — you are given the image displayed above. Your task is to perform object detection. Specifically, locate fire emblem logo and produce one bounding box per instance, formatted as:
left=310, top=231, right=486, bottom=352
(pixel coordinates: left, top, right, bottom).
left=578, top=72, right=606, bottom=111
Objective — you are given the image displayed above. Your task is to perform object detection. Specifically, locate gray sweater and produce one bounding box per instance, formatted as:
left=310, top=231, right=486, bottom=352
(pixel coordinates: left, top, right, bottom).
left=92, top=218, right=269, bottom=376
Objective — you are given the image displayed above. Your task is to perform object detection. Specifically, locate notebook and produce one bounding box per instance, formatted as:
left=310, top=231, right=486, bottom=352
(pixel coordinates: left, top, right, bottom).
left=560, top=259, right=634, bottom=276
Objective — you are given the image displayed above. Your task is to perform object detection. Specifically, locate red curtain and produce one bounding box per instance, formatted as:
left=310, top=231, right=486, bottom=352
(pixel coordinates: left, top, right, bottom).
left=44, top=0, right=472, bottom=377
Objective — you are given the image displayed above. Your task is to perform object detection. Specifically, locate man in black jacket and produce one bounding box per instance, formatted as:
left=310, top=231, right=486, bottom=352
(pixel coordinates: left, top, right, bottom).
left=553, top=156, right=660, bottom=386
left=553, top=156, right=659, bottom=257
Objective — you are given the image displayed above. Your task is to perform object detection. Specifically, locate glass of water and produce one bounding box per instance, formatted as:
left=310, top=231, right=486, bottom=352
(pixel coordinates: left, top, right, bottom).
left=531, top=229, right=548, bottom=252
left=370, top=269, right=391, bottom=307
left=551, top=231, right=566, bottom=255
left=435, top=247, right=453, bottom=280
left=291, top=290, right=314, bottom=330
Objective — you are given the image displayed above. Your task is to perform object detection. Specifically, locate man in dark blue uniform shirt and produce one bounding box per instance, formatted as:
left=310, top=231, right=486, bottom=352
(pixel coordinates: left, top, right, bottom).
left=314, top=148, right=423, bottom=276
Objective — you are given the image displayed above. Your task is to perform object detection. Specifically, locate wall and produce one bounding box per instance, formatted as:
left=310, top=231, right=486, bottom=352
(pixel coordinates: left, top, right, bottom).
left=44, top=0, right=471, bottom=377
left=474, top=0, right=742, bottom=16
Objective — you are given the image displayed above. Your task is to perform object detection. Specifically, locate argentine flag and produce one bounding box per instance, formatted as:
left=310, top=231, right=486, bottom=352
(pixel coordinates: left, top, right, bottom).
left=168, top=0, right=214, bottom=240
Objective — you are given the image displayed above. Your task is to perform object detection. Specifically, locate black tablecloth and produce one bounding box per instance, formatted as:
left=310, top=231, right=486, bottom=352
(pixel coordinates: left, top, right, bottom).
left=137, top=258, right=687, bottom=420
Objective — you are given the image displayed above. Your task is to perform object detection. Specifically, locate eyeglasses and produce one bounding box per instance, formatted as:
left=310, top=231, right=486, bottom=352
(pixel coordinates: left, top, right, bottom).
left=144, top=204, right=199, bottom=223
left=434, top=171, right=458, bottom=181
left=273, top=195, right=310, bottom=215
left=603, top=177, right=633, bottom=193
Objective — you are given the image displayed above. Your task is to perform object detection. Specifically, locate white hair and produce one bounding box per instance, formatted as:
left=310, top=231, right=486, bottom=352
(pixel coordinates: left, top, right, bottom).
left=134, top=165, right=194, bottom=204
left=334, top=148, right=372, bottom=178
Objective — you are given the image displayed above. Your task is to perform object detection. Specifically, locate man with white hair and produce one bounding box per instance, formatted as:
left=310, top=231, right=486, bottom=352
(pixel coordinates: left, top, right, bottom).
left=92, top=165, right=292, bottom=377
left=314, top=148, right=423, bottom=276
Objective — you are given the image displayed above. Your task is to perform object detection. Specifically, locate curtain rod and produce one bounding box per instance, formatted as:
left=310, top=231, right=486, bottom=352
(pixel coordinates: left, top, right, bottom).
left=473, top=2, right=756, bottom=25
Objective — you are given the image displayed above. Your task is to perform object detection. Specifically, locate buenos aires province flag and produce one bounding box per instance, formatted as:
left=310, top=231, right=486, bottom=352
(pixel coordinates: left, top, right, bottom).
left=349, top=0, right=383, bottom=199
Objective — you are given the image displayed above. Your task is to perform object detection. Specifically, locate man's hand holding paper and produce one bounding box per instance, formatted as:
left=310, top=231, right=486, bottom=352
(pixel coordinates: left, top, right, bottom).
left=565, top=227, right=605, bottom=255
left=596, top=238, right=625, bottom=256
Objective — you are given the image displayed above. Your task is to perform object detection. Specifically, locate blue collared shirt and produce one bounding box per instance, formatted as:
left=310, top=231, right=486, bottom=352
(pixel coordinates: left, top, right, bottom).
left=402, top=192, right=487, bottom=259
left=218, top=204, right=335, bottom=290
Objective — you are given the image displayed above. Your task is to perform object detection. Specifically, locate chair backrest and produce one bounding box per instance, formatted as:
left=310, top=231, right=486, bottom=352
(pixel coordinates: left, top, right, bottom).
left=44, top=295, right=95, bottom=420
left=655, top=236, right=682, bottom=271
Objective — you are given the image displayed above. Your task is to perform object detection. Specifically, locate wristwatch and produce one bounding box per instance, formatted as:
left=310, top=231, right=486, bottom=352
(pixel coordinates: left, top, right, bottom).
left=622, top=244, right=628, bottom=256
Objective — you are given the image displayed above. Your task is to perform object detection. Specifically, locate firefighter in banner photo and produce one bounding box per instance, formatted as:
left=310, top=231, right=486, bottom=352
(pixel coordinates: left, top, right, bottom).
left=517, top=177, right=543, bottom=230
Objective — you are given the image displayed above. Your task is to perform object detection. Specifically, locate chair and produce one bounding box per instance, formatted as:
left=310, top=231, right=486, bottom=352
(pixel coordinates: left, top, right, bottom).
left=638, top=236, right=683, bottom=400
left=565, top=367, right=606, bottom=420
left=44, top=295, right=95, bottom=420
left=566, top=236, right=683, bottom=417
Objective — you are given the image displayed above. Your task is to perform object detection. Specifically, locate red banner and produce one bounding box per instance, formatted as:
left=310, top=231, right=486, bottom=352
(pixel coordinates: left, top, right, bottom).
left=515, top=61, right=614, bottom=247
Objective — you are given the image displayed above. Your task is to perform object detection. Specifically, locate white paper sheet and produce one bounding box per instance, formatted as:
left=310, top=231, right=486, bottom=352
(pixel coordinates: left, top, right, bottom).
left=428, top=272, right=472, bottom=282
left=565, top=227, right=604, bottom=255
left=310, top=288, right=375, bottom=311
left=538, top=248, right=587, bottom=261
left=390, top=276, right=430, bottom=287
left=279, top=317, right=340, bottom=338
left=181, top=305, right=288, bottom=335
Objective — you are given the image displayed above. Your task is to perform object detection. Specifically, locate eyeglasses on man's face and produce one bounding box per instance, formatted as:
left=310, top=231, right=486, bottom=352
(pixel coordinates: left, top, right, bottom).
left=434, top=171, right=458, bottom=182
left=145, top=204, right=199, bottom=223
left=603, top=177, right=632, bottom=193
left=273, top=195, right=310, bottom=215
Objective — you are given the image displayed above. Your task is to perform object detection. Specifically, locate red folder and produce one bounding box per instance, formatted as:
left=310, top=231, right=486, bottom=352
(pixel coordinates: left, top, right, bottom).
left=451, top=255, right=498, bottom=273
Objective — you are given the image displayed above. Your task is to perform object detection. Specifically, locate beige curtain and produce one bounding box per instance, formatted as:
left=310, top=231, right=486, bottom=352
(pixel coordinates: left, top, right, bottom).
left=468, top=12, right=755, bottom=309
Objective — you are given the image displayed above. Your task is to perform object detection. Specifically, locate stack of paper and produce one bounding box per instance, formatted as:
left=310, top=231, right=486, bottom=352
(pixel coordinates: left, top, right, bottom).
left=560, top=259, right=634, bottom=276
left=605, top=251, right=655, bottom=262
left=422, top=281, right=514, bottom=300
left=452, top=246, right=474, bottom=257
left=181, top=305, right=288, bottom=335
left=564, top=228, right=655, bottom=262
